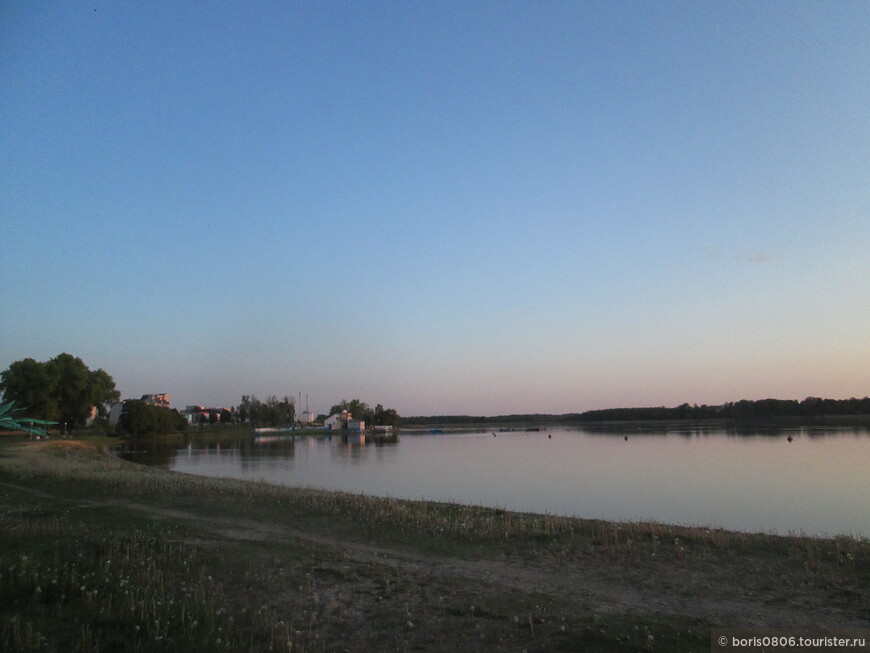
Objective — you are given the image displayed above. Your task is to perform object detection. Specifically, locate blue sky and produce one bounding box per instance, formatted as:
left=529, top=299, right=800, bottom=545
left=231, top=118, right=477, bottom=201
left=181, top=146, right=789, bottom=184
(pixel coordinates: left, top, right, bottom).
left=2, top=1, right=868, bottom=416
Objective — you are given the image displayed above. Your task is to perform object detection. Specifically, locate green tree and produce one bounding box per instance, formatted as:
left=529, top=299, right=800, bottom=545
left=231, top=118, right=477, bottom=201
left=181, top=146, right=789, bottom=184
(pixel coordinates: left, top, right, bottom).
left=87, top=368, right=118, bottom=419
left=117, top=400, right=186, bottom=438
left=0, top=353, right=120, bottom=429
left=238, top=394, right=296, bottom=427
left=328, top=399, right=370, bottom=420
left=327, top=399, right=399, bottom=426
left=278, top=395, right=295, bottom=425
left=0, top=358, right=57, bottom=419
left=45, top=353, right=91, bottom=427
left=373, top=404, right=400, bottom=427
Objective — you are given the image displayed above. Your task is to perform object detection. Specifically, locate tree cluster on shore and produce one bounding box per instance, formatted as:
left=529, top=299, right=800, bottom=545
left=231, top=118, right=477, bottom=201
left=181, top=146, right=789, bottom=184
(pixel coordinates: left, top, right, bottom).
left=3, top=353, right=864, bottom=433
left=116, top=400, right=188, bottom=438
left=237, top=394, right=296, bottom=428
left=0, top=353, right=119, bottom=429
left=317, top=398, right=400, bottom=427
left=402, top=397, right=870, bottom=426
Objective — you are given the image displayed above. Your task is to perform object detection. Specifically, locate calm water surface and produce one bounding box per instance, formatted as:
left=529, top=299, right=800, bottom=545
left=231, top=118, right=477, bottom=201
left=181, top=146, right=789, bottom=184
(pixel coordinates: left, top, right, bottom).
left=118, top=427, right=870, bottom=538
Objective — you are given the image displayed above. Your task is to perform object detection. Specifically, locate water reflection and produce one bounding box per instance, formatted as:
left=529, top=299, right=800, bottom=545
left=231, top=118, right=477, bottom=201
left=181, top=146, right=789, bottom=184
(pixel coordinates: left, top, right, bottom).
left=115, top=427, right=869, bottom=538
left=117, top=431, right=402, bottom=467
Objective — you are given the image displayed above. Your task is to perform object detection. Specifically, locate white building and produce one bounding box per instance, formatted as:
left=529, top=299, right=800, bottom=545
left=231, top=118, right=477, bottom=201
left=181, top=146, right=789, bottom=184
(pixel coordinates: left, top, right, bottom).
left=297, top=410, right=315, bottom=425
left=324, top=410, right=365, bottom=432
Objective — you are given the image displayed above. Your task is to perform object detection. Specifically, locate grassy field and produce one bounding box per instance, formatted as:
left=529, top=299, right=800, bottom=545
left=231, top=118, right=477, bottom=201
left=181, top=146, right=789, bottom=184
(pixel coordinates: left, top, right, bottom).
left=0, top=436, right=867, bottom=652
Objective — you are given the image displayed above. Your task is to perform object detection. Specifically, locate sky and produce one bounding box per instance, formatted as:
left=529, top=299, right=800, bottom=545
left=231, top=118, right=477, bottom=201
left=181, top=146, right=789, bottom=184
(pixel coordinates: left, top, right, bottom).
left=1, top=1, right=868, bottom=417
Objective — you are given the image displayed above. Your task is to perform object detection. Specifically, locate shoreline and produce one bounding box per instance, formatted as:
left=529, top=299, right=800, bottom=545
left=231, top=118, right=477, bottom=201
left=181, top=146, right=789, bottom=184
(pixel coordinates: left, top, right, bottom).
left=1, top=437, right=868, bottom=651
left=401, top=416, right=870, bottom=431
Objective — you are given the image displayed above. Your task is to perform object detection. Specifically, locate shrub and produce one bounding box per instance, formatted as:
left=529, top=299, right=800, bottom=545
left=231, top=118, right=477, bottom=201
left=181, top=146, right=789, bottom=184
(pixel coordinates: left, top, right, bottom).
left=117, top=401, right=187, bottom=438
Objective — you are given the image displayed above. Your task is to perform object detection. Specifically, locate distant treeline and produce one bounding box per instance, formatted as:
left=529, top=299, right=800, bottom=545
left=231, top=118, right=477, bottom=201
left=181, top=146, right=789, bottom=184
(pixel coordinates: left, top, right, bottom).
left=574, top=397, right=870, bottom=422
left=401, top=397, right=870, bottom=426
left=401, top=414, right=561, bottom=427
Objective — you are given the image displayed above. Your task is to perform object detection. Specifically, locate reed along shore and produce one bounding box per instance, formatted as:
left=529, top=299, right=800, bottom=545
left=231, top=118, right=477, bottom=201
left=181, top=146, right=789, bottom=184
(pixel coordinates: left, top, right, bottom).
left=1, top=437, right=867, bottom=652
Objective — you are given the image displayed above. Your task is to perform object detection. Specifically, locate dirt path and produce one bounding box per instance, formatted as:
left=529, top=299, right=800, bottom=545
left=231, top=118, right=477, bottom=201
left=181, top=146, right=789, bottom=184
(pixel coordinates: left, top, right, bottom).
left=5, top=480, right=863, bottom=630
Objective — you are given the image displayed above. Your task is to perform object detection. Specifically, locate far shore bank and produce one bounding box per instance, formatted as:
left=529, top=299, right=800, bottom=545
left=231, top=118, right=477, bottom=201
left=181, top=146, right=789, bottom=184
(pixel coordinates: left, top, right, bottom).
left=0, top=436, right=867, bottom=652
left=401, top=415, right=870, bottom=431
left=6, top=413, right=868, bottom=443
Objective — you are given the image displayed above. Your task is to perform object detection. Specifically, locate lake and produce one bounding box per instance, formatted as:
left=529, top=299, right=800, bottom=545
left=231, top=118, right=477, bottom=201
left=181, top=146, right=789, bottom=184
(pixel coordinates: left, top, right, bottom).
left=116, top=426, right=870, bottom=538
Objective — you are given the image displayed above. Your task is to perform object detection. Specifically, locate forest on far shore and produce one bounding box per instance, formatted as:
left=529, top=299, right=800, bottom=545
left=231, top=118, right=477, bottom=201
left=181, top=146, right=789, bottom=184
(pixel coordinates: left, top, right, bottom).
left=401, top=396, right=870, bottom=426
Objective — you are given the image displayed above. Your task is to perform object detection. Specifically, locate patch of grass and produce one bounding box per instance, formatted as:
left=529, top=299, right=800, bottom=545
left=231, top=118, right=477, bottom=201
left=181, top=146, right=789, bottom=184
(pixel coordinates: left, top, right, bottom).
left=0, top=495, right=308, bottom=652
